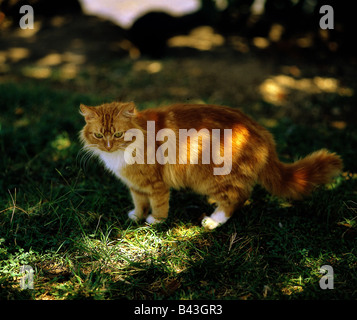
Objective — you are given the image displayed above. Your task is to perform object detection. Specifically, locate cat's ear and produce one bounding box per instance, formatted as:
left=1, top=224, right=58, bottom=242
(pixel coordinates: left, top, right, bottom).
left=120, top=102, right=137, bottom=118
left=80, top=104, right=98, bottom=122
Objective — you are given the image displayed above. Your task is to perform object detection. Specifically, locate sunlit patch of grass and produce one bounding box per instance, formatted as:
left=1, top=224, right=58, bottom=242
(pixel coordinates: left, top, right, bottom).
left=71, top=223, right=208, bottom=281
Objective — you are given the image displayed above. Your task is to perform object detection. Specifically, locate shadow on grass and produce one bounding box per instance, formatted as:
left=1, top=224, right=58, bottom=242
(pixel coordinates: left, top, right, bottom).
left=2, top=176, right=356, bottom=300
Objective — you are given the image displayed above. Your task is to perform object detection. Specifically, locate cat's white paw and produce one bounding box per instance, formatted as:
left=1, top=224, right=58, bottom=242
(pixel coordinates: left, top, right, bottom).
left=202, top=211, right=229, bottom=230
left=128, top=209, right=141, bottom=222
left=146, top=214, right=165, bottom=225
left=201, top=216, right=221, bottom=230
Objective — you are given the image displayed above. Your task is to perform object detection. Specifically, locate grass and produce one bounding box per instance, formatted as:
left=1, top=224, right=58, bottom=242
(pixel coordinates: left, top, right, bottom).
left=1, top=56, right=357, bottom=300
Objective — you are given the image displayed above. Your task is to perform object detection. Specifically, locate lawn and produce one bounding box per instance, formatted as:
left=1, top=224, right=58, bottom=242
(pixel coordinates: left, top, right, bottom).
left=0, top=13, right=357, bottom=300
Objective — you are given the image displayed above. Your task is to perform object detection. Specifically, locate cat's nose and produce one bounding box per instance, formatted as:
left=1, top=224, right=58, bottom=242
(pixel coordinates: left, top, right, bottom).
left=105, top=139, right=113, bottom=151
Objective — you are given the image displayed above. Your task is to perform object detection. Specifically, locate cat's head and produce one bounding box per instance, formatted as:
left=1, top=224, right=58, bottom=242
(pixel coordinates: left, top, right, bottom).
left=79, top=102, right=137, bottom=153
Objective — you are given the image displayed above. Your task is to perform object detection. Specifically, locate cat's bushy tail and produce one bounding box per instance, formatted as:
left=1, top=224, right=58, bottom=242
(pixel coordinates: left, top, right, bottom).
left=258, top=149, right=343, bottom=200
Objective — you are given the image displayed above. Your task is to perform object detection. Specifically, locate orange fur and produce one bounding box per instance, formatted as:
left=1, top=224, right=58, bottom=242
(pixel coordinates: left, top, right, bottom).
left=79, top=102, right=343, bottom=229
left=258, top=149, right=343, bottom=200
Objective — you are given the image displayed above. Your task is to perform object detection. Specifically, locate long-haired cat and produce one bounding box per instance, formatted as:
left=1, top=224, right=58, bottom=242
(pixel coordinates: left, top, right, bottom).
left=79, top=102, right=342, bottom=229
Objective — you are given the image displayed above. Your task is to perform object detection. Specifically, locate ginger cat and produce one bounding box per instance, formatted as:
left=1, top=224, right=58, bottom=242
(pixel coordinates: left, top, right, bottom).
left=79, top=102, right=342, bottom=229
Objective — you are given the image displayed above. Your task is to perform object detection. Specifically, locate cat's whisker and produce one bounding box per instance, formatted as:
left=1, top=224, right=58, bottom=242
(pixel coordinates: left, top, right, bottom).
left=76, top=150, right=87, bottom=171
left=81, top=152, right=95, bottom=172
left=77, top=145, right=98, bottom=172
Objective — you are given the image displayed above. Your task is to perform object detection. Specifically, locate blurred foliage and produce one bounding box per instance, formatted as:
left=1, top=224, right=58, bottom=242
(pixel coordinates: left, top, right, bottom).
left=1, top=0, right=353, bottom=57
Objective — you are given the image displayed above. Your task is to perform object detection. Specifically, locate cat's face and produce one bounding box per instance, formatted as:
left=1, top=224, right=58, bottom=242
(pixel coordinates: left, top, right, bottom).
left=80, top=102, right=136, bottom=153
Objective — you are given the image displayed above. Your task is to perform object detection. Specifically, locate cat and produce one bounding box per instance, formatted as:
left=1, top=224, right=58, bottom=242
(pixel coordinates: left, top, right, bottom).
left=79, top=101, right=343, bottom=229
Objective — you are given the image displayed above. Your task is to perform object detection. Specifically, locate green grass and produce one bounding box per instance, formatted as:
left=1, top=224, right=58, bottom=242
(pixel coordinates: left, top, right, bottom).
left=1, top=76, right=356, bottom=300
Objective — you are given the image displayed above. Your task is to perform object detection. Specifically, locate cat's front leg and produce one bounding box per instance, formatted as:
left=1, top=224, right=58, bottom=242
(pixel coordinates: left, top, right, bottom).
left=146, top=188, right=170, bottom=224
left=128, top=188, right=150, bottom=222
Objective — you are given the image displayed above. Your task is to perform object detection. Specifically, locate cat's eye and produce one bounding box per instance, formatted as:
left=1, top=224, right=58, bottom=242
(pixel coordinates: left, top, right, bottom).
left=114, top=132, right=124, bottom=138
left=94, top=133, right=103, bottom=139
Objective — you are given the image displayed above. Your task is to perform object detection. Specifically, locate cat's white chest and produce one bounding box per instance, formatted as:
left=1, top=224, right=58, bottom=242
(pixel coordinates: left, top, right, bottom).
left=98, top=150, right=129, bottom=182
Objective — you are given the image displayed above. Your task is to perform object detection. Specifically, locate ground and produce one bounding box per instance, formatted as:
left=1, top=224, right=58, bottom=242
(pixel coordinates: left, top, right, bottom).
left=0, top=12, right=356, bottom=300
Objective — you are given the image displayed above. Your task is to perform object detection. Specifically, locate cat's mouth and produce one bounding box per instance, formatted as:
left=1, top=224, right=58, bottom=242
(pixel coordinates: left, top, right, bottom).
left=98, top=146, right=124, bottom=153
left=101, top=148, right=117, bottom=153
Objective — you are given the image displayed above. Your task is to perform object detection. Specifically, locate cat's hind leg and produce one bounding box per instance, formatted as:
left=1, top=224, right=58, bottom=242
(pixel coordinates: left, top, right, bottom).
left=202, top=187, right=250, bottom=230
left=202, top=205, right=235, bottom=230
